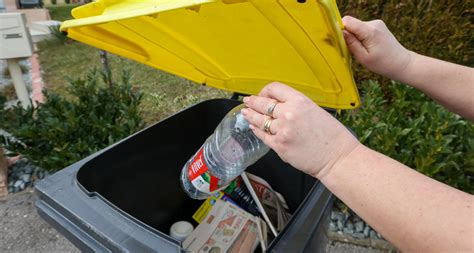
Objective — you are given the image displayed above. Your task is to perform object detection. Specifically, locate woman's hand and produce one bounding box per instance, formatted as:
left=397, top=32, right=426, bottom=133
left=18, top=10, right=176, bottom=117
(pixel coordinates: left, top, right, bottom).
left=343, top=16, right=474, bottom=121
left=342, top=16, right=412, bottom=81
left=241, top=82, right=360, bottom=179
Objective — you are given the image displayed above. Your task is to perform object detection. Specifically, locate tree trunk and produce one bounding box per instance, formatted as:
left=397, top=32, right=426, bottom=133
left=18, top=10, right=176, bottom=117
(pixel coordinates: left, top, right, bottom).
left=0, top=148, right=8, bottom=200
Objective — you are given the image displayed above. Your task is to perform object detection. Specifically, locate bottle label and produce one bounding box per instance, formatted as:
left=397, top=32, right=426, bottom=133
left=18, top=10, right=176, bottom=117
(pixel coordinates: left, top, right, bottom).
left=188, top=147, right=220, bottom=194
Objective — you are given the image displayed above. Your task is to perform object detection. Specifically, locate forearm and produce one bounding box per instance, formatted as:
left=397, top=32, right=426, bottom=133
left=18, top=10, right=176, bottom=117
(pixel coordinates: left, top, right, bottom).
left=319, top=144, right=473, bottom=252
left=396, top=52, right=474, bottom=120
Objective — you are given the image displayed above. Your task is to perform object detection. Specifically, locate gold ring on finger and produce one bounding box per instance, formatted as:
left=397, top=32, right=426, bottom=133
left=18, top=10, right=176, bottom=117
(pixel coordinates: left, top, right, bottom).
left=263, top=118, right=274, bottom=135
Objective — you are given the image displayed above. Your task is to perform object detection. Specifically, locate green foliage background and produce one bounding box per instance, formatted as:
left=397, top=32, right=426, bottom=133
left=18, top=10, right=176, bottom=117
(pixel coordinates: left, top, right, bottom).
left=341, top=82, right=473, bottom=193
left=0, top=70, right=144, bottom=171
left=336, top=1, right=473, bottom=193
left=1, top=2, right=472, bottom=192
left=337, top=0, right=473, bottom=85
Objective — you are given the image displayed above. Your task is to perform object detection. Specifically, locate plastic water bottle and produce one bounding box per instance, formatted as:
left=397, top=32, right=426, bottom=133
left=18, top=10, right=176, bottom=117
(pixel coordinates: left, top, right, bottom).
left=180, top=104, right=270, bottom=199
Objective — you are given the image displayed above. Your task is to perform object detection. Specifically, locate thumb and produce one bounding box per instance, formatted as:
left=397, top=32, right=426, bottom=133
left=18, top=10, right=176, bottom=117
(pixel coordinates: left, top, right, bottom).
left=342, top=16, right=371, bottom=42
left=343, top=30, right=368, bottom=61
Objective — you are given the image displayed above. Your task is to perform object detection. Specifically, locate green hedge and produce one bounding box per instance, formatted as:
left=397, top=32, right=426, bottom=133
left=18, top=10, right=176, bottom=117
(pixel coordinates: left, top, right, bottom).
left=342, top=82, right=473, bottom=193
left=336, top=1, right=473, bottom=193
left=47, top=4, right=78, bottom=21
left=337, top=0, right=472, bottom=85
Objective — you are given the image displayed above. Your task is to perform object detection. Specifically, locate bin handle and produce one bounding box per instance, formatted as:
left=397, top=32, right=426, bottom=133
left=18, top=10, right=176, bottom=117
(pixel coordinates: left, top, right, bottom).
left=319, top=0, right=350, bottom=62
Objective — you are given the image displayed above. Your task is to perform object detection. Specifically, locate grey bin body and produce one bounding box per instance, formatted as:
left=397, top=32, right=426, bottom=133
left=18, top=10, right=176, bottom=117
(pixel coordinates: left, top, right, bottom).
left=35, top=99, right=334, bottom=252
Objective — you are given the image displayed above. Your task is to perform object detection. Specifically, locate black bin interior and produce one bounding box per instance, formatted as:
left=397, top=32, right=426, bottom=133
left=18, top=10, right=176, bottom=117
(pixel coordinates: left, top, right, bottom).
left=77, top=99, right=316, bottom=238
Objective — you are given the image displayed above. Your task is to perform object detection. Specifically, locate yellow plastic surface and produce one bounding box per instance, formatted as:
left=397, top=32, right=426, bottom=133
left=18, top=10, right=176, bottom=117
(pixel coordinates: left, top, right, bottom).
left=61, top=0, right=360, bottom=109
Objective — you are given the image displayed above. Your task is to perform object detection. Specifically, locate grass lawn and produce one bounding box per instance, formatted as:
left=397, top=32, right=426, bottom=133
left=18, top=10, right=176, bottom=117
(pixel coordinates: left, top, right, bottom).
left=39, top=5, right=229, bottom=124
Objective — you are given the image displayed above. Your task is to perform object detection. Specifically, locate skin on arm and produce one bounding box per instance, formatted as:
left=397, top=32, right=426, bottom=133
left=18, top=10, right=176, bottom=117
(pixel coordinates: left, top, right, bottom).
left=322, top=144, right=473, bottom=252
left=399, top=52, right=474, bottom=120
left=242, top=82, right=474, bottom=252
left=342, top=16, right=474, bottom=121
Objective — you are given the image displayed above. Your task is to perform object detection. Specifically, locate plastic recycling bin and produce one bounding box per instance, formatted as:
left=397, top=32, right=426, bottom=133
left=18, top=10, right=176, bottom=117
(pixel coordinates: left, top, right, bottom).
left=35, top=98, right=335, bottom=253
left=36, top=1, right=361, bottom=251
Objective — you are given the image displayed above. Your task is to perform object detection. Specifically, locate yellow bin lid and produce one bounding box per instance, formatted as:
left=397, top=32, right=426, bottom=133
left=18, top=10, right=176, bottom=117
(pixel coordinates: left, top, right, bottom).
left=60, top=0, right=360, bottom=109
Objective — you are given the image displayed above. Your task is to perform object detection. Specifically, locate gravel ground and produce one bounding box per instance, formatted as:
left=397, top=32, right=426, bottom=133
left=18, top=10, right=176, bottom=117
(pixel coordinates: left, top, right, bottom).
left=0, top=188, right=79, bottom=253
left=0, top=188, right=383, bottom=253
left=7, top=158, right=49, bottom=194
left=330, top=209, right=378, bottom=239
left=327, top=242, right=384, bottom=253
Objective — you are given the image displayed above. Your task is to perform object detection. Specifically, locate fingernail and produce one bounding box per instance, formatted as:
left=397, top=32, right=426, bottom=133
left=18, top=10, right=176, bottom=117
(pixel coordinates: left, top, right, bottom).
left=243, top=97, right=249, bottom=103
left=241, top=108, right=248, bottom=115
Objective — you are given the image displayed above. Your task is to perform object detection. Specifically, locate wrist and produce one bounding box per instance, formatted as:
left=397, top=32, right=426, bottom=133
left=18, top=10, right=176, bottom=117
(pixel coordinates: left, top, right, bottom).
left=391, top=50, right=417, bottom=83
left=313, top=135, right=362, bottom=180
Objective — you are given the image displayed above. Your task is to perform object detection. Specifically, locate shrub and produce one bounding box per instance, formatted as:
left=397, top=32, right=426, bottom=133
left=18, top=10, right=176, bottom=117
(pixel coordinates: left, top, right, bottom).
left=0, top=94, right=6, bottom=116
left=0, top=70, right=144, bottom=172
left=341, top=81, right=474, bottom=193
left=0, top=82, right=16, bottom=101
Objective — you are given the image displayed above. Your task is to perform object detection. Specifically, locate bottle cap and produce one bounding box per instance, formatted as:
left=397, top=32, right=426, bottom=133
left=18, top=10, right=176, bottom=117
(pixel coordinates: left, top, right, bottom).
left=169, top=221, right=194, bottom=242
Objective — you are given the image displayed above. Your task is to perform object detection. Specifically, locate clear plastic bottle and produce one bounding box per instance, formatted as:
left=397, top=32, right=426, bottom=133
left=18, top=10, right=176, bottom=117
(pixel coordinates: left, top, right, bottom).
left=181, top=104, right=270, bottom=199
